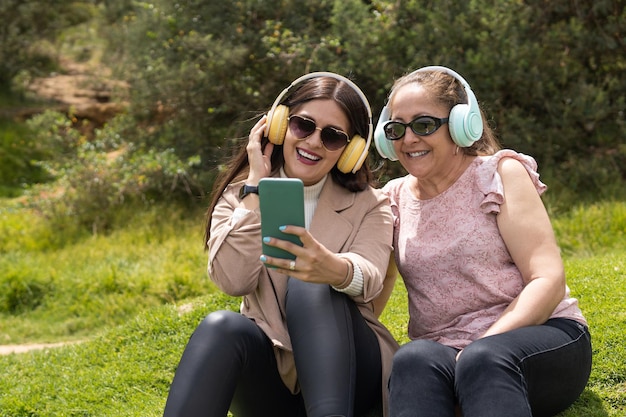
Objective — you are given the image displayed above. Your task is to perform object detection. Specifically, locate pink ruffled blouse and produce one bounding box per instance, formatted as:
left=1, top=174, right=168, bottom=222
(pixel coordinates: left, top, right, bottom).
left=383, top=150, right=587, bottom=349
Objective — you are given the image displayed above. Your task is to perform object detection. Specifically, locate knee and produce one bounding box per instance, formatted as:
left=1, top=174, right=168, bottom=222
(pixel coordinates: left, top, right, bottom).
left=456, top=339, right=512, bottom=383
left=286, top=279, right=332, bottom=309
left=195, top=310, right=248, bottom=343
left=391, top=344, right=413, bottom=373
left=457, top=340, right=493, bottom=365
left=392, top=340, right=445, bottom=375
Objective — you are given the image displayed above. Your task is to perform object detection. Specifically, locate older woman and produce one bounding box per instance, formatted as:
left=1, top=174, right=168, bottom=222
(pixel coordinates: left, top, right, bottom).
left=375, top=66, right=591, bottom=417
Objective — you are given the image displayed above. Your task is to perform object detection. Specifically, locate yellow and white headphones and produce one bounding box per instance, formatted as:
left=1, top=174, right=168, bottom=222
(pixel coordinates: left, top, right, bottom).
left=264, top=72, right=373, bottom=174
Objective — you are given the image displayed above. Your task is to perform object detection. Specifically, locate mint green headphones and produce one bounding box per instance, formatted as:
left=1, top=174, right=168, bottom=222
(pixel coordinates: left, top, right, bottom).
left=374, top=66, right=483, bottom=161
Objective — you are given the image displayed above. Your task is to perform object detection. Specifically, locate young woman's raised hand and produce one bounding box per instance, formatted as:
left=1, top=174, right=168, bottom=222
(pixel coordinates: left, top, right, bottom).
left=246, top=115, right=274, bottom=183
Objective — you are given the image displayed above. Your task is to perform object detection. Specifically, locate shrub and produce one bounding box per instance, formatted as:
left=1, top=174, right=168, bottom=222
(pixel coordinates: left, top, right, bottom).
left=24, top=112, right=202, bottom=233
left=0, top=267, right=52, bottom=314
left=0, top=117, right=51, bottom=196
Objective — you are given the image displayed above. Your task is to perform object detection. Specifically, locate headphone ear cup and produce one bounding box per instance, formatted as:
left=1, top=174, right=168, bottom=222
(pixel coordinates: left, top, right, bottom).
left=266, top=104, right=290, bottom=145
left=448, top=103, right=474, bottom=148
left=337, top=135, right=367, bottom=174
left=448, top=101, right=483, bottom=148
left=376, top=134, right=399, bottom=161
left=373, top=106, right=398, bottom=161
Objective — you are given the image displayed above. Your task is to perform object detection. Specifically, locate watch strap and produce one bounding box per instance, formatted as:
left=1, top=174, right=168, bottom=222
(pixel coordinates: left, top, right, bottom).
left=239, top=184, right=259, bottom=200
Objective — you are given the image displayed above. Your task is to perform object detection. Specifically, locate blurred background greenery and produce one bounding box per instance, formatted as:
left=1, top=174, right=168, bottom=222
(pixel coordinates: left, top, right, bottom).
left=1, top=0, right=624, bottom=228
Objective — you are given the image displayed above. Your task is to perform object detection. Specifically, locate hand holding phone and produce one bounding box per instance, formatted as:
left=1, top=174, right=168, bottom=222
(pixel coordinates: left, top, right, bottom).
left=258, top=178, right=305, bottom=260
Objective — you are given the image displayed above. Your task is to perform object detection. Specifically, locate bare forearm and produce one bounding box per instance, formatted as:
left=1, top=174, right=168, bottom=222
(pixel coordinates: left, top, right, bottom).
left=482, top=276, right=564, bottom=337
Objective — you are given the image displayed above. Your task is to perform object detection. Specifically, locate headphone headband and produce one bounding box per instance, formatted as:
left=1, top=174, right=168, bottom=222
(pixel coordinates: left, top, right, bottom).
left=410, top=66, right=480, bottom=120
left=412, top=66, right=471, bottom=90
left=265, top=72, right=373, bottom=173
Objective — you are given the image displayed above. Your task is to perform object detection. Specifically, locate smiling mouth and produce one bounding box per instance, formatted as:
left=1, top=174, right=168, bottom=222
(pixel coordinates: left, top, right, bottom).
left=408, top=150, right=429, bottom=158
left=297, top=148, right=321, bottom=162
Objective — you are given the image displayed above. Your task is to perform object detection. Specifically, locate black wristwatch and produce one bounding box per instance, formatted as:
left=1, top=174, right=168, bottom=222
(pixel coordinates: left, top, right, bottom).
left=239, top=184, right=259, bottom=200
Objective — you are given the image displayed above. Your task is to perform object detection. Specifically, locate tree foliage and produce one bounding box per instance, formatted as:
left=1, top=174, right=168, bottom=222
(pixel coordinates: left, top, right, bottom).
left=0, top=0, right=94, bottom=89
left=98, top=0, right=625, bottom=197
left=100, top=0, right=383, bottom=171
left=2, top=0, right=625, bottom=228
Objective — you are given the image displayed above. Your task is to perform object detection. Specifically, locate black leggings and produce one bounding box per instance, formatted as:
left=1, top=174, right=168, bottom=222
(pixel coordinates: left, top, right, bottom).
left=162, top=278, right=382, bottom=417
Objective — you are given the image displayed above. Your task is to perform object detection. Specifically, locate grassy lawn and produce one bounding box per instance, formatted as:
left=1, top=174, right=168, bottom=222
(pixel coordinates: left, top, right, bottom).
left=0, top=199, right=624, bottom=416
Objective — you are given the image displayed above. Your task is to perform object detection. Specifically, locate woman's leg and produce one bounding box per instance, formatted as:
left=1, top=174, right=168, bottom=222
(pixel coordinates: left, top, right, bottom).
left=350, top=298, right=383, bottom=416
left=163, top=310, right=304, bottom=417
left=285, top=279, right=382, bottom=417
left=456, top=318, right=592, bottom=417
left=388, top=339, right=458, bottom=417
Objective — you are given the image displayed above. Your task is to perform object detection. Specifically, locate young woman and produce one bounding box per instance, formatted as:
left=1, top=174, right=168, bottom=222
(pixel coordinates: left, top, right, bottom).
left=374, top=66, right=592, bottom=417
left=162, top=72, right=399, bottom=417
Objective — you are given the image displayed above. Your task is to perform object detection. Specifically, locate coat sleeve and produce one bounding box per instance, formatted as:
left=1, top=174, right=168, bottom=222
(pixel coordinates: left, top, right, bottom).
left=333, top=189, right=394, bottom=304
left=207, top=183, right=265, bottom=296
left=311, top=189, right=393, bottom=303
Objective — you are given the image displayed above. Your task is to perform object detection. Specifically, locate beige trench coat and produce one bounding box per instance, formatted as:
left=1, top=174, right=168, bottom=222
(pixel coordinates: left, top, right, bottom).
left=207, top=176, right=399, bottom=415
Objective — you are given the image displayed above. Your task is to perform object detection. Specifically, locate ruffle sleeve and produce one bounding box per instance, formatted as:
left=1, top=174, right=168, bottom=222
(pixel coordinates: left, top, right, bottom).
left=477, top=149, right=547, bottom=214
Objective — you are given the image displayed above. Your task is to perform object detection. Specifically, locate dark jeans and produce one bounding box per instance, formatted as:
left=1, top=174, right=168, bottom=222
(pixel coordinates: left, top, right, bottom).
left=163, top=278, right=382, bottom=417
left=388, top=318, right=592, bottom=417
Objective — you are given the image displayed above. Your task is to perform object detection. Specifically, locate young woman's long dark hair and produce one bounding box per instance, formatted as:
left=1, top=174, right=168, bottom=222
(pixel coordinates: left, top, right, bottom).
left=203, top=75, right=374, bottom=249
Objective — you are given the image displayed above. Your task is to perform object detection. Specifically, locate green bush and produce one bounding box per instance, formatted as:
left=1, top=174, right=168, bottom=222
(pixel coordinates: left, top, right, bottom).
left=98, top=0, right=625, bottom=207
left=0, top=267, right=52, bottom=314
left=2, top=0, right=625, bottom=225
left=24, top=112, right=202, bottom=233
left=0, top=118, right=51, bottom=196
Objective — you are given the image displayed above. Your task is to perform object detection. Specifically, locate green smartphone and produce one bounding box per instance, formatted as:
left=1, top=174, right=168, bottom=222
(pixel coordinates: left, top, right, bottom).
left=258, top=178, right=305, bottom=260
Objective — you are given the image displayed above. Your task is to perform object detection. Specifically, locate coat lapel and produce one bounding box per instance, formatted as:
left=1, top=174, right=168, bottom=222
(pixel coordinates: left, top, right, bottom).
left=309, top=179, right=355, bottom=253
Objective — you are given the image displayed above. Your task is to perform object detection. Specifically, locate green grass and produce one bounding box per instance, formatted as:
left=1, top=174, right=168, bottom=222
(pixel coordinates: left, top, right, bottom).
left=0, top=200, right=213, bottom=344
left=0, top=294, right=239, bottom=417
left=0, top=198, right=624, bottom=416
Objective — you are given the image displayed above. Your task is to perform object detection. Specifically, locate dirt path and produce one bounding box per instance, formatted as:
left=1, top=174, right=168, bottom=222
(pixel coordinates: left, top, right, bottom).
left=0, top=341, right=82, bottom=355
left=2, top=57, right=127, bottom=127
left=0, top=304, right=192, bottom=355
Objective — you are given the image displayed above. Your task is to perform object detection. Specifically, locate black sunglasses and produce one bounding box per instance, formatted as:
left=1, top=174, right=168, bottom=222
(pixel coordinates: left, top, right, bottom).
left=383, top=116, right=449, bottom=140
left=288, top=115, right=350, bottom=151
